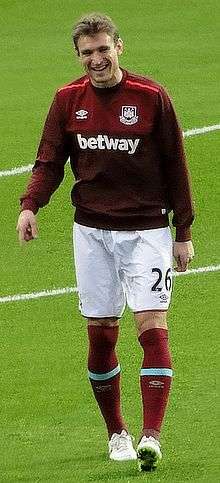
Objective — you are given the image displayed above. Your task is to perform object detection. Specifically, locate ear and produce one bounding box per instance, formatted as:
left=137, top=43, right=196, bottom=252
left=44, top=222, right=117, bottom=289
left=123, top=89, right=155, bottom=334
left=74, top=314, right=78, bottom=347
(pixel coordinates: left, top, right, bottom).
left=115, top=38, right=123, bottom=55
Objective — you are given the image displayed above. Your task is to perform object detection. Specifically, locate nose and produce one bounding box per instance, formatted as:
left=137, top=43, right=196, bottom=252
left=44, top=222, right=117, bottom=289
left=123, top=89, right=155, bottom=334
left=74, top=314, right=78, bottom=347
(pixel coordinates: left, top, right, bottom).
left=91, top=50, right=103, bottom=65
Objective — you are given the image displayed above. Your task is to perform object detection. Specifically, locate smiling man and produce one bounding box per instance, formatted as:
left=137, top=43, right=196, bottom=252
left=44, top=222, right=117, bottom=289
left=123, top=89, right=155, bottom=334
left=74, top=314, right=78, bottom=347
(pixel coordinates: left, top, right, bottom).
left=17, top=13, right=195, bottom=472
left=77, top=31, right=123, bottom=87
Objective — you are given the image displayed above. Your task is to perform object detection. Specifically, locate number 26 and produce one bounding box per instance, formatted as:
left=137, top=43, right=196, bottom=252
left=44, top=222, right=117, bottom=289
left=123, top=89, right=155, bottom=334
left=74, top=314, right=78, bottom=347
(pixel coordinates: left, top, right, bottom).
left=151, top=268, right=172, bottom=292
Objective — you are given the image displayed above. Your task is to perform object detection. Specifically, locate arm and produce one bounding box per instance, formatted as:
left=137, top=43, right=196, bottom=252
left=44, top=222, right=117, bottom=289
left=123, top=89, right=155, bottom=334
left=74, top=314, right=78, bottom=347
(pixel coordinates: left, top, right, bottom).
left=156, top=88, right=195, bottom=270
left=17, top=162, right=65, bottom=243
left=17, top=92, right=69, bottom=242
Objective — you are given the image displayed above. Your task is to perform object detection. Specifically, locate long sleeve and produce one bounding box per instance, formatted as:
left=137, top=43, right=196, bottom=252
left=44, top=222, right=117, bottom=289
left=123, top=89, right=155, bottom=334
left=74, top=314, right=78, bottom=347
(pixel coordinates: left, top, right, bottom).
left=20, top=92, right=70, bottom=213
left=20, top=161, right=65, bottom=214
left=156, top=89, right=195, bottom=241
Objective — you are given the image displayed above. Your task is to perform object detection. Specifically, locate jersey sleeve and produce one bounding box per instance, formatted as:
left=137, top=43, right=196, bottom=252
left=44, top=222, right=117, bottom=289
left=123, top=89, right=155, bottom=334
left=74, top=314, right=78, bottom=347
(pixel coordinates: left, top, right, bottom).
left=20, top=92, right=70, bottom=214
left=156, top=88, right=195, bottom=241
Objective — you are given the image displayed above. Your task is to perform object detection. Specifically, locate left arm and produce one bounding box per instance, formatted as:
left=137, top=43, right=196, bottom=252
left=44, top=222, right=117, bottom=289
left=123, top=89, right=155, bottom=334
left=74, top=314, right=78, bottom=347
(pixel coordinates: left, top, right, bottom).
left=156, top=88, right=195, bottom=270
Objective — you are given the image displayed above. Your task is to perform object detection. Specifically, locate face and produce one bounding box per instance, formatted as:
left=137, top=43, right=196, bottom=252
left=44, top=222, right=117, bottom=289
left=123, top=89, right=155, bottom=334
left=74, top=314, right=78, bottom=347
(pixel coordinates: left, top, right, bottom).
left=77, top=32, right=123, bottom=88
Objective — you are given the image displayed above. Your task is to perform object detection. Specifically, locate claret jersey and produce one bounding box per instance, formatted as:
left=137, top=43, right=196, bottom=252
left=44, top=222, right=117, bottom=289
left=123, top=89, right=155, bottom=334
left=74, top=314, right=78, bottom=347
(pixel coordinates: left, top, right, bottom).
left=21, top=69, right=194, bottom=241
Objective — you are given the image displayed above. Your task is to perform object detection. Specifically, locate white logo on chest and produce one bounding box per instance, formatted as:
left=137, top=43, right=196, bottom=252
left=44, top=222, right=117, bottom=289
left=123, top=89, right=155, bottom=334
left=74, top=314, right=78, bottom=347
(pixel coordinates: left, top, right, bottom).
left=120, top=105, right=138, bottom=125
left=75, top=109, right=88, bottom=120
left=77, top=134, right=140, bottom=155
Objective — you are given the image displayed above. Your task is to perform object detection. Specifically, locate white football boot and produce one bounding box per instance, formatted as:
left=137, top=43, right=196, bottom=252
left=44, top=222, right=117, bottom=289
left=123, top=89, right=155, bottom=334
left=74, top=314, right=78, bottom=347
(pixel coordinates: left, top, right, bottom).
left=109, top=430, right=137, bottom=461
left=137, top=435, right=162, bottom=471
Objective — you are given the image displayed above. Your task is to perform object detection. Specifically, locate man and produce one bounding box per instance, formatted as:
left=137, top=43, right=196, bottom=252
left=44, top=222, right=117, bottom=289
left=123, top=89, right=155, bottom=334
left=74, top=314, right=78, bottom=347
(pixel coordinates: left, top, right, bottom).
left=17, top=13, right=194, bottom=472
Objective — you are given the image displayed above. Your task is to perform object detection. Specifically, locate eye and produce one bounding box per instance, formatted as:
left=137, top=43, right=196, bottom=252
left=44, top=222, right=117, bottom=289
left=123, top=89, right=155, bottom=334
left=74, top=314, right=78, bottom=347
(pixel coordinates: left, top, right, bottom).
left=99, top=46, right=110, bottom=53
left=81, top=50, right=92, bottom=57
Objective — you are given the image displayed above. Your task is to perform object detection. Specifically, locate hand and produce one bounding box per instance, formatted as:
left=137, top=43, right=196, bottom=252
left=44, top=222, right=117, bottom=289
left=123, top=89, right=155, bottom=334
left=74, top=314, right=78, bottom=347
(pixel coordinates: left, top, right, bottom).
left=173, top=240, right=194, bottom=272
left=16, top=210, right=38, bottom=243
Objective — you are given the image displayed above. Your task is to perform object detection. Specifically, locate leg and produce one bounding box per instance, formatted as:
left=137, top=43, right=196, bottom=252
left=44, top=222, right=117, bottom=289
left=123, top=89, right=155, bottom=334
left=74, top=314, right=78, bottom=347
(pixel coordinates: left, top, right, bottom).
left=73, top=225, right=136, bottom=460
left=117, top=228, right=173, bottom=441
left=87, top=317, right=127, bottom=437
left=134, top=310, right=172, bottom=442
left=116, top=227, right=173, bottom=469
left=87, top=317, right=137, bottom=461
left=73, top=225, right=126, bottom=437
left=135, top=310, right=172, bottom=471
left=118, top=228, right=173, bottom=440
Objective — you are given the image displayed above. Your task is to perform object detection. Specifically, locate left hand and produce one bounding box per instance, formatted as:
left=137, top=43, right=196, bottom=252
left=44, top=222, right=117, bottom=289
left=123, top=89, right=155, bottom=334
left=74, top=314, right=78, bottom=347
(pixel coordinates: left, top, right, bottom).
left=173, top=240, right=195, bottom=272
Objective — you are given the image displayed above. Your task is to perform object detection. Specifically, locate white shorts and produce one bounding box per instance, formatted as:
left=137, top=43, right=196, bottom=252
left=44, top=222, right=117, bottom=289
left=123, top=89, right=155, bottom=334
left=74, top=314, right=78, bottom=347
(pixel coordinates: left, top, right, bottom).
left=73, top=223, right=173, bottom=318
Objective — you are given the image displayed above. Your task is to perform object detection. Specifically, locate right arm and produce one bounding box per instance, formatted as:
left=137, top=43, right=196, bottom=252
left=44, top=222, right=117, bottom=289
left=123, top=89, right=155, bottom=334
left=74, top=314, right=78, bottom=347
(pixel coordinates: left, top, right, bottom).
left=17, top=92, right=69, bottom=242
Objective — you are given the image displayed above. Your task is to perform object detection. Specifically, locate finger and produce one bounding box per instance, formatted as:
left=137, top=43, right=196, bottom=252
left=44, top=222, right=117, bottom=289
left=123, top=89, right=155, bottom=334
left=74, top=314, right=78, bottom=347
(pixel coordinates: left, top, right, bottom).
left=181, top=259, right=188, bottom=272
left=174, top=257, right=182, bottom=272
left=25, top=224, right=38, bottom=241
left=18, top=225, right=33, bottom=244
left=177, top=255, right=188, bottom=272
left=24, top=232, right=34, bottom=242
left=30, top=221, right=38, bottom=239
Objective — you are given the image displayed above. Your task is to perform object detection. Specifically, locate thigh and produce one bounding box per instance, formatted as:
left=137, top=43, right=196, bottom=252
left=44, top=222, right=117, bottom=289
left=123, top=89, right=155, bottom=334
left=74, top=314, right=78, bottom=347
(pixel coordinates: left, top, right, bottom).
left=73, top=223, right=125, bottom=318
left=120, top=227, right=173, bottom=312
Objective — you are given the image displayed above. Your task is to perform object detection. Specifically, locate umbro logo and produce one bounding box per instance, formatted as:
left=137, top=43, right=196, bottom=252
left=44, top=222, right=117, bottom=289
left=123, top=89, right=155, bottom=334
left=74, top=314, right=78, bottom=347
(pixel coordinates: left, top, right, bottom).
left=159, top=293, right=169, bottom=303
left=76, top=109, right=88, bottom=120
left=149, top=380, right=164, bottom=388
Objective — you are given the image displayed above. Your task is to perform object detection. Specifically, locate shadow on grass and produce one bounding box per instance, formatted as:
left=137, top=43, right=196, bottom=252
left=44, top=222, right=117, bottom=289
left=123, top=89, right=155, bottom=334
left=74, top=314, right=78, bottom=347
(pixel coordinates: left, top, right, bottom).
left=1, top=455, right=143, bottom=481
left=88, top=469, right=140, bottom=481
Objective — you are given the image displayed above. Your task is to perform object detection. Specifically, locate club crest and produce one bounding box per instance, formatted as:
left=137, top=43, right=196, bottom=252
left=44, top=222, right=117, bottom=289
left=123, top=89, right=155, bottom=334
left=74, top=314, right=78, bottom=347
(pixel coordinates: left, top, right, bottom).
left=120, top=105, right=138, bottom=125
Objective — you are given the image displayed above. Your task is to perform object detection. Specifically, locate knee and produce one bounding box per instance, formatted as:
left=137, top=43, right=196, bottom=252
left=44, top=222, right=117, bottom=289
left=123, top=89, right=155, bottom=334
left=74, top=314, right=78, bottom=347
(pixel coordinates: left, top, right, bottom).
left=88, top=317, right=119, bottom=327
left=134, top=310, right=167, bottom=338
left=87, top=323, right=119, bottom=353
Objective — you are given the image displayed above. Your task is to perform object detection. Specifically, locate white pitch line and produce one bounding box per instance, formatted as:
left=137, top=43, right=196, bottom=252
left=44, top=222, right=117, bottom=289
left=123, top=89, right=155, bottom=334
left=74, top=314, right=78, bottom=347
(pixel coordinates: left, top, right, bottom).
left=183, top=124, right=220, bottom=138
left=173, top=264, right=220, bottom=276
left=0, top=164, right=34, bottom=178
left=0, top=123, right=219, bottom=178
left=0, top=286, right=77, bottom=304
left=0, top=265, right=219, bottom=304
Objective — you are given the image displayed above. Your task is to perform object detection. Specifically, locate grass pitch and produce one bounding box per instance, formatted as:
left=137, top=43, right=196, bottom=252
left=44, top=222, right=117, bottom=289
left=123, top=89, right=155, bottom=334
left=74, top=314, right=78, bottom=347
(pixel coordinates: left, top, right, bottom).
left=0, top=0, right=219, bottom=481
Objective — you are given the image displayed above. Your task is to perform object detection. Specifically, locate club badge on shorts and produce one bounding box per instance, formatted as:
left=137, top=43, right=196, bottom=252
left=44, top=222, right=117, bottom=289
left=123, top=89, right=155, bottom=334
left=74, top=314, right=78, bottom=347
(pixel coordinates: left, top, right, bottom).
left=120, top=106, right=138, bottom=125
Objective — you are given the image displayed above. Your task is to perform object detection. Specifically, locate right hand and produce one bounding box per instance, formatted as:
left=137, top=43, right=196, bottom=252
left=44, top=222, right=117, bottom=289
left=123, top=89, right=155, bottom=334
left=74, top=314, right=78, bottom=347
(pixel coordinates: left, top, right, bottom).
left=16, top=210, right=38, bottom=243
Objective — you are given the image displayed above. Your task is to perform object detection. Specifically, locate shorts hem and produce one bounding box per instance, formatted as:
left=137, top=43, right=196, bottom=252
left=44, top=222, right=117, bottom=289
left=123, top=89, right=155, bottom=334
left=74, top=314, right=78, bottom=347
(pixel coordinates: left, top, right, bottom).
left=80, top=312, right=123, bottom=319
left=131, top=306, right=169, bottom=312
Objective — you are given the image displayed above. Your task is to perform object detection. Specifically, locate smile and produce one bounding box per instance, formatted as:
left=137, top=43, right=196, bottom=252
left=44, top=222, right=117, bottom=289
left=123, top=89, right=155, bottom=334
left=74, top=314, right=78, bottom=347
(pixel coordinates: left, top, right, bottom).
left=91, top=64, right=109, bottom=72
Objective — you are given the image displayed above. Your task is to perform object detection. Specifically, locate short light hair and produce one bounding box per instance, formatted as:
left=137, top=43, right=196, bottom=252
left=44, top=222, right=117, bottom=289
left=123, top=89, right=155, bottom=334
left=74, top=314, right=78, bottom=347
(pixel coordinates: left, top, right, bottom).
left=72, top=13, right=120, bottom=55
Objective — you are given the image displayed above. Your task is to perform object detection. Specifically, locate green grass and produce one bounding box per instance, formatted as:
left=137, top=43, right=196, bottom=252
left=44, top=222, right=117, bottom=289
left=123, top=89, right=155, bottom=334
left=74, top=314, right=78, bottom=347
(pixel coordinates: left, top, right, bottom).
left=0, top=0, right=219, bottom=481
left=0, top=276, right=219, bottom=481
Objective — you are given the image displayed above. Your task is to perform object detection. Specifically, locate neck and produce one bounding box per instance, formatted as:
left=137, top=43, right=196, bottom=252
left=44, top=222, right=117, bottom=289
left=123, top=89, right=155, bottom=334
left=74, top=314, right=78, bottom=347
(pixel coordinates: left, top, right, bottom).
left=91, top=68, right=123, bottom=88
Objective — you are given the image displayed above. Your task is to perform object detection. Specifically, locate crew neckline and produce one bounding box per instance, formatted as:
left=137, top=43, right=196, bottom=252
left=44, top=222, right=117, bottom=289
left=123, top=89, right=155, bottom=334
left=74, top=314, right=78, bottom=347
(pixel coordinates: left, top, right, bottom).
left=89, top=68, right=127, bottom=94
